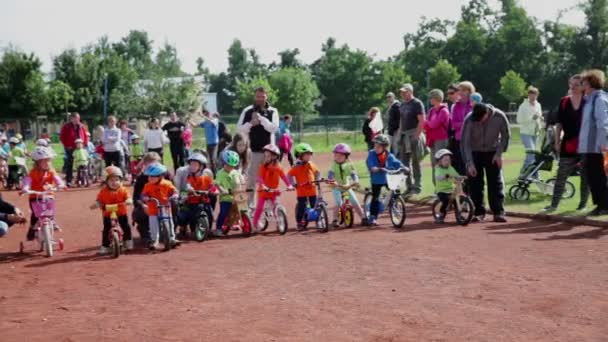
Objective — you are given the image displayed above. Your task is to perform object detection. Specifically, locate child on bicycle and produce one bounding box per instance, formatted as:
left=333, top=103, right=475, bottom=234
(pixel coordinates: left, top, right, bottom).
left=7, top=137, right=26, bottom=189
left=90, top=166, right=134, bottom=254
left=214, top=150, right=242, bottom=237
left=366, top=134, right=404, bottom=226
left=174, top=152, right=215, bottom=238
left=288, top=143, right=321, bottom=230
left=21, top=146, right=65, bottom=240
left=73, top=139, right=89, bottom=180
left=433, top=149, right=461, bottom=224
left=328, top=143, right=366, bottom=226
left=253, top=144, right=293, bottom=231
left=140, top=163, right=180, bottom=250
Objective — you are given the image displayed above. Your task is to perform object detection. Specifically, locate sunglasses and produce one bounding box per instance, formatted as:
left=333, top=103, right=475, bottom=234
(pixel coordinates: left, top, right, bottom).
left=447, top=91, right=455, bottom=95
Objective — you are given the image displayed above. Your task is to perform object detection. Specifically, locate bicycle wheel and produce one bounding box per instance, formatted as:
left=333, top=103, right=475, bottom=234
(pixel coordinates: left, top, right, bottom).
left=389, top=197, right=407, bottom=229
left=512, top=187, right=530, bottom=201
left=241, top=213, right=252, bottom=237
left=431, top=199, right=443, bottom=221
left=317, top=205, right=329, bottom=233
left=546, top=178, right=575, bottom=199
left=111, top=231, right=121, bottom=258
left=43, top=225, right=53, bottom=257
left=160, top=221, right=172, bottom=251
left=194, top=214, right=209, bottom=242
left=260, top=213, right=269, bottom=232
left=277, top=206, right=288, bottom=235
left=508, top=185, right=519, bottom=199
left=343, top=207, right=354, bottom=228
left=363, top=193, right=372, bottom=220
left=455, top=196, right=475, bottom=226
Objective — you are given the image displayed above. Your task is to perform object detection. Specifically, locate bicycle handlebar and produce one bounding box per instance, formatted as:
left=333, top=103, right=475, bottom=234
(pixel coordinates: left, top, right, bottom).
left=380, top=167, right=409, bottom=175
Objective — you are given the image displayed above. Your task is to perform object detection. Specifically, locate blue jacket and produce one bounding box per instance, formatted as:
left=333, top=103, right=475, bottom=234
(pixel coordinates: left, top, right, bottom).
left=366, top=150, right=403, bottom=185
left=200, top=119, right=219, bottom=145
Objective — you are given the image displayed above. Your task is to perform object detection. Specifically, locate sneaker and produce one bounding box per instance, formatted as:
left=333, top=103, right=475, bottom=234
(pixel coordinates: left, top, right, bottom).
left=213, top=229, right=224, bottom=237
left=171, top=239, right=181, bottom=247
left=124, top=240, right=134, bottom=251
left=587, top=207, right=608, bottom=217
left=99, top=246, right=111, bottom=255
left=296, top=222, right=307, bottom=231
left=493, top=215, right=507, bottom=223
left=148, top=241, right=159, bottom=250
left=576, top=205, right=587, bottom=212
left=332, top=219, right=339, bottom=228
left=361, top=218, right=369, bottom=226
left=368, top=216, right=378, bottom=226
left=541, top=206, right=557, bottom=213
left=434, top=217, right=445, bottom=224
left=471, top=216, right=485, bottom=223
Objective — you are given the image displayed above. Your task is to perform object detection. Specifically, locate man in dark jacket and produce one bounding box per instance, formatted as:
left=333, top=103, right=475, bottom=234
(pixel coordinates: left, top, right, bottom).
left=162, top=112, right=186, bottom=172
left=386, top=92, right=401, bottom=154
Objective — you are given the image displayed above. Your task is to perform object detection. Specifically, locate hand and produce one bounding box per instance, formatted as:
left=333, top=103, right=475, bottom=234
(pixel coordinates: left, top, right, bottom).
left=89, top=203, right=99, bottom=210
left=492, top=155, right=503, bottom=168
left=467, top=165, right=477, bottom=178
left=7, top=214, right=26, bottom=224
left=286, top=186, right=295, bottom=192
left=142, top=204, right=149, bottom=212
left=251, top=118, right=260, bottom=126
left=371, top=167, right=380, bottom=173
left=554, top=141, right=561, bottom=152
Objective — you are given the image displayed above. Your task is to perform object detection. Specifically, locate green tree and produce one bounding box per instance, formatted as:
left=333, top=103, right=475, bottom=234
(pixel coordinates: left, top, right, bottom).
left=140, top=77, right=202, bottom=115
left=46, top=80, right=75, bottom=119
left=112, top=30, right=155, bottom=78
left=278, top=48, right=303, bottom=69
left=499, top=70, right=526, bottom=104
left=0, top=48, right=47, bottom=119
left=429, top=59, right=461, bottom=91
left=376, top=60, right=412, bottom=101
left=268, top=68, right=319, bottom=118
left=580, top=0, right=608, bottom=68
left=234, top=76, right=277, bottom=112
left=195, top=57, right=210, bottom=82
left=155, top=43, right=185, bottom=78
left=208, top=72, right=234, bottom=113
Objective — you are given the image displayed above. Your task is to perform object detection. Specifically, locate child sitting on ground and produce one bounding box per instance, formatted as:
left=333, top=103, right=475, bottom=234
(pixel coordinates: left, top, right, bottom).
left=288, top=143, right=321, bottom=230
left=328, top=143, right=366, bottom=226
left=433, top=149, right=462, bottom=224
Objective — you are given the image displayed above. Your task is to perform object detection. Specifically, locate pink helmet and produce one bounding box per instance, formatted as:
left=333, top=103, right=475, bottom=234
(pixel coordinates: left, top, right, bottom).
left=263, top=144, right=280, bottom=156
left=333, top=143, right=352, bottom=155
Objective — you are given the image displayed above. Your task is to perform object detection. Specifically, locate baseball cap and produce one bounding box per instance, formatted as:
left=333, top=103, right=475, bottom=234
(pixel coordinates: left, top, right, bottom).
left=399, top=84, right=414, bottom=93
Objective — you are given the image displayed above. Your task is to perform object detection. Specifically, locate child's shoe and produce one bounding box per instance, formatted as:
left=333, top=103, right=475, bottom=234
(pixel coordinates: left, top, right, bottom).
left=98, top=246, right=111, bottom=255
left=332, top=219, right=339, bottom=228
left=148, top=241, right=159, bottom=250
left=213, top=229, right=224, bottom=237
left=124, top=240, right=134, bottom=251
left=296, top=222, right=307, bottom=231
left=368, top=216, right=378, bottom=226
left=434, top=215, right=445, bottom=224
left=361, top=218, right=369, bottom=226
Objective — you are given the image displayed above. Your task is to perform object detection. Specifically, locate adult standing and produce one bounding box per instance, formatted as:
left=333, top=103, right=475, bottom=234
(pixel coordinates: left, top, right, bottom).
left=543, top=75, right=589, bottom=213
left=162, top=112, right=186, bottom=172
left=362, top=107, right=383, bottom=150
left=59, top=112, right=89, bottom=186
left=102, top=115, right=122, bottom=167
left=144, top=118, right=166, bottom=162
left=237, top=87, right=279, bottom=207
left=449, top=81, right=475, bottom=175
left=277, top=114, right=295, bottom=167
left=578, top=69, right=608, bottom=216
left=461, top=103, right=510, bottom=223
left=516, top=86, right=543, bottom=177
left=446, top=84, right=460, bottom=109
left=386, top=92, right=401, bottom=155
left=199, top=110, right=219, bottom=171
left=398, top=84, right=426, bottom=195
left=424, top=89, right=450, bottom=185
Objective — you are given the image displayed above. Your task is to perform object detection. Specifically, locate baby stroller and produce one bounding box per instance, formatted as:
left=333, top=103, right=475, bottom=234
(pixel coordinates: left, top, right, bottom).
left=509, top=126, right=576, bottom=201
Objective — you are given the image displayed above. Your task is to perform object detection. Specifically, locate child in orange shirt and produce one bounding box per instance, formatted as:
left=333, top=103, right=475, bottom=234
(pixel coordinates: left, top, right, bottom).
left=288, top=143, right=321, bottom=230
left=21, top=146, right=65, bottom=241
left=140, top=163, right=180, bottom=250
left=90, top=166, right=133, bottom=255
left=253, top=145, right=292, bottom=230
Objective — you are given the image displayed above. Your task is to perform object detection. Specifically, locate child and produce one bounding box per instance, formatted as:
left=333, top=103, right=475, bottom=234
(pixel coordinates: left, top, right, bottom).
left=132, top=152, right=163, bottom=243
left=73, top=139, right=90, bottom=183
left=129, top=134, right=143, bottom=180
left=253, top=145, right=293, bottom=230
left=366, top=134, right=404, bottom=226
left=433, top=149, right=461, bottom=224
left=224, top=133, right=252, bottom=176
left=214, top=150, right=242, bottom=237
left=7, top=137, right=26, bottom=189
left=130, top=134, right=143, bottom=159
left=278, top=115, right=294, bottom=167
left=182, top=123, right=193, bottom=159
left=174, top=153, right=215, bottom=237
left=21, top=146, right=65, bottom=240
left=140, top=163, right=180, bottom=250
left=288, top=143, right=321, bottom=230
left=0, top=195, right=27, bottom=237
left=90, top=166, right=134, bottom=254
left=328, top=143, right=366, bottom=226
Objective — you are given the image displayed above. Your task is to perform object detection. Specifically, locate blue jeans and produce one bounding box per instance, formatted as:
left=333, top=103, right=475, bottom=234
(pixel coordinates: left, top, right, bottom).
left=520, top=134, right=537, bottom=177
left=216, top=201, right=233, bottom=230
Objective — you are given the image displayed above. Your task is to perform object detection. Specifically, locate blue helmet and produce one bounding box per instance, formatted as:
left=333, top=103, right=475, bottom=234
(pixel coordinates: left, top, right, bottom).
left=144, top=163, right=167, bottom=177
left=221, top=150, right=240, bottom=167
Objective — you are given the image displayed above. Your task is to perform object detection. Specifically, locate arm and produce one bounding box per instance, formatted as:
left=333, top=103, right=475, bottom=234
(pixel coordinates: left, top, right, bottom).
left=595, top=96, right=608, bottom=148
left=280, top=169, right=291, bottom=187
left=426, top=108, right=449, bottom=130
left=260, top=109, right=279, bottom=134
left=236, top=107, right=252, bottom=135
left=495, top=114, right=511, bottom=158
left=461, top=118, right=473, bottom=167
left=416, top=114, right=425, bottom=138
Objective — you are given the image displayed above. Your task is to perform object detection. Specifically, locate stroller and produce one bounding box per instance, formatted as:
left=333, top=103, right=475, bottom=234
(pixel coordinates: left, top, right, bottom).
left=509, top=126, right=577, bottom=201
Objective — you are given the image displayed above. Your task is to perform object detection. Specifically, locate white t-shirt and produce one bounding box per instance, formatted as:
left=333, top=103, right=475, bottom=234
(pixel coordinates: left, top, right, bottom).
left=144, top=128, right=166, bottom=150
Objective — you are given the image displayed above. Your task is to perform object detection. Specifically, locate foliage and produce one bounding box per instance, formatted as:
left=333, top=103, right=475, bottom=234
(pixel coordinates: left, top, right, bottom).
left=268, top=67, right=320, bottom=118
left=429, top=59, right=461, bottom=92
left=499, top=70, right=527, bottom=104
left=0, top=48, right=47, bottom=119
left=233, top=76, right=277, bottom=112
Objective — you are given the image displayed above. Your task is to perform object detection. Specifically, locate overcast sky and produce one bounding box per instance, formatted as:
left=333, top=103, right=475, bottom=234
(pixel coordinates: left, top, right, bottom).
left=0, top=0, right=584, bottom=74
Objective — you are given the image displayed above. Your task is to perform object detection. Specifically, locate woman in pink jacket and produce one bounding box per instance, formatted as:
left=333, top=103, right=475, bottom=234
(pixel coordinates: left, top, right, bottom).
left=424, top=89, right=450, bottom=185
left=449, top=81, right=475, bottom=174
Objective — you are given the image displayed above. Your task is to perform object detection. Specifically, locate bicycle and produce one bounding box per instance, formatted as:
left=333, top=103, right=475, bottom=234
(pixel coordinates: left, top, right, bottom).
left=103, top=203, right=125, bottom=258
left=19, top=189, right=64, bottom=257
left=299, top=179, right=329, bottom=233
left=178, top=189, right=214, bottom=242
left=75, top=165, right=90, bottom=187
left=363, top=168, right=409, bottom=229
left=147, top=197, right=177, bottom=251
left=221, top=189, right=254, bottom=237
left=258, top=188, right=290, bottom=235
left=431, top=176, right=475, bottom=226
left=327, top=181, right=357, bottom=228
left=89, top=157, right=103, bottom=184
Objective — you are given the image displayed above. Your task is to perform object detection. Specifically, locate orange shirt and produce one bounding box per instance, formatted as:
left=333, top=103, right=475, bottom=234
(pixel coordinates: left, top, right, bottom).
left=97, top=186, right=130, bottom=217
left=142, top=179, right=177, bottom=216
left=288, top=162, right=319, bottom=197
left=258, top=162, right=287, bottom=199
left=28, top=168, right=60, bottom=200
left=186, top=174, right=213, bottom=204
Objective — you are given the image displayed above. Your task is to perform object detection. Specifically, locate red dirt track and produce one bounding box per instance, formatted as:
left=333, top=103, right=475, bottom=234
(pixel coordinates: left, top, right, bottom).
left=1, top=153, right=607, bottom=341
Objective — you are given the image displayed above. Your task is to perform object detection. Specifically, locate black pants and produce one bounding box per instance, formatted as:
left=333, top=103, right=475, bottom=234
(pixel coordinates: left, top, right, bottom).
left=469, top=151, right=505, bottom=217
left=581, top=153, right=608, bottom=210
left=369, top=184, right=386, bottom=218
left=449, top=140, right=466, bottom=176
left=296, top=196, right=317, bottom=223
left=170, top=140, right=186, bottom=172
left=7, top=165, right=20, bottom=187
left=64, top=148, right=75, bottom=183
left=437, top=192, right=450, bottom=216
left=102, top=215, right=132, bottom=247
left=280, top=149, right=294, bottom=167
left=551, top=156, right=589, bottom=208
left=132, top=205, right=150, bottom=241
left=26, top=199, right=38, bottom=240
left=148, top=148, right=164, bottom=163
left=206, top=144, right=218, bottom=171
left=104, top=151, right=121, bottom=168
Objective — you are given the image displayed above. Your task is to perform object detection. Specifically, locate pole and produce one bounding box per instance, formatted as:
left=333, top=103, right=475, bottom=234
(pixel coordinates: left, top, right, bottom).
left=325, top=114, right=329, bottom=146
left=103, top=75, right=109, bottom=121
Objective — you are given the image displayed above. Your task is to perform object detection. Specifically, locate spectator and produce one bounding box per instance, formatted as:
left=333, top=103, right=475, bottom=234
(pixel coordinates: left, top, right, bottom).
left=362, top=107, right=383, bottom=150
left=0, top=194, right=26, bottom=237
left=102, top=116, right=122, bottom=168
left=449, top=81, right=475, bottom=175
left=162, top=112, right=187, bottom=172
left=578, top=69, right=608, bottom=216
left=217, top=114, right=232, bottom=154
left=398, top=83, right=426, bottom=195
left=278, top=114, right=295, bottom=166
left=446, top=84, right=460, bottom=110
left=386, top=92, right=401, bottom=155
left=119, top=119, right=134, bottom=174
left=59, top=112, right=89, bottom=186
left=461, top=103, right=510, bottom=223
left=198, top=110, right=219, bottom=171
left=182, top=122, right=193, bottom=158
left=424, top=89, right=450, bottom=185
left=221, top=133, right=252, bottom=176
left=236, top=87, right=280, bottom=208
left=144, top=118, right=166, bottom=162
left=543, top=75, right=589, bottom=213
left=517, top=86, right=544, bottom=178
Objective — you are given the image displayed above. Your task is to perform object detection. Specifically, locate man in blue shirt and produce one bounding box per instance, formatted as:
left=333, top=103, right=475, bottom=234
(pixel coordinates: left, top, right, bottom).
left=199, top=110, right=219, bottom=171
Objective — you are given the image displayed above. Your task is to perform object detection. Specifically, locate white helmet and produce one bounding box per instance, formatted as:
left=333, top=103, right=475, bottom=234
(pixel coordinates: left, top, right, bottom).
left=9, top=137, right=19, bottom=144
left=36, top=138, right=49, bottom=147
left=75, top=139, right=84, bottom=144
left=434, top=149, right=453, bottom=161
left=31, top=146, right=56, bottom=161
left=130, top=134, right=140, bottom=142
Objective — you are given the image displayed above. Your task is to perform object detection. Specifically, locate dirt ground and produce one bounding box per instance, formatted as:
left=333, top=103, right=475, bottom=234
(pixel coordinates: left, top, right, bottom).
left=0, top=152, right=607, bottom=341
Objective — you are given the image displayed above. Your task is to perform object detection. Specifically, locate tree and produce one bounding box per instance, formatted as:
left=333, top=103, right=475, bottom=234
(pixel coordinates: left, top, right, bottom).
left=46, top=80, right=75, bottom=119
left=227, top=39, right=251, bottom=81
left=499, top=70, right=526, bottom=104
left=208, top=72, right=234, bottom=114
left=112, top=30, right=155, bottom=78
left=139, top=77, right=202, bottom=115
left=195, top=57, right=210, bottom=81
left=376, top=60, right=412, bottom=102
left=429, top=59, right=461, bottom=91
left=278, top=48, right=303, bottom=69
left=0, top=48, right=47, bottom=119
left=155, top=42, right=184, bottom=78
left=233, top=76, right=277, bottom=112
left=268, top=68, right=319, bottom=118
left=580, top=0, right=608, bottom=68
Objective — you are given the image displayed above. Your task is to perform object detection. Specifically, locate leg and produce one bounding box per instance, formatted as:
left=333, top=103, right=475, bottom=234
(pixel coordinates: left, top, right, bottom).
left=177, top=142, right=186, bottom=170
left=206, top=144, right=218, bottom=171
left=583, top=154, right=608, bottom=209
left=118, top=215, right=132, bottom=241
left=520, top=134, right=536, bottom=175
left=369, top=184, right=384, bottom=219
left=578, top=159, right=590, bottom=209
left=252, top=196, right=266, bottom=228
left=170, top=142, right=179, bottom=171
left=450, top=140, right=465, bottom=175
left=402, top=153, right=413, bottom=190
left=7, top=165, right=18, bottom=187
left=332, top=189, right=343, bottom=222
left=411, top=140, right=423, bottom=192
left=287, top=150, right=294, bottom=167
left=550, top=157, right=576, bottom=208
left=216, top=202, right=232, bottom=231
left=247, top=152, right=264, bottom=207
left=485, top=152, right=505, bottom=217
left=148, top=216, right=160, bottom=243
left=102, top=216, right=112, bottom=247
left=469, top=152, right=487, bottom=217
left=347, top=189, right=365, bottom=219
left=296, top=197, right=307, bottom=223
left=27, top=200, right=38, bottom=240
left=65, top=149, right=75, bottom=184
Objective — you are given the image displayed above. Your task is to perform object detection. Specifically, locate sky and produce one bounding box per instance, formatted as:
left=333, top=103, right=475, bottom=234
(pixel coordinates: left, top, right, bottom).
left=0, top=0, right=584, bottom=74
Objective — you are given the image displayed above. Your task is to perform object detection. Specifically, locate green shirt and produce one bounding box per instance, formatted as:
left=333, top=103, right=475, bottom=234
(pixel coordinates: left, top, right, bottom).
left=329, top=161, right=357, bottom=186
left=73, top=148, right=89, bottom=168
left=215, top=168, right=241, bottom=202
left=131, top=143, right=143, bottom=157
left=8, top=147, right=25, bottom=166
left=434, top=166, right=460, bottom=193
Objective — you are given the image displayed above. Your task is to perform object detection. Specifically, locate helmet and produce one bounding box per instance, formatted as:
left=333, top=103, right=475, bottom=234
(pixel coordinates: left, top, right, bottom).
left=333, top=143, right=352, bottom=155
left=75, top=139, right=83, bottom=144
left=187, top=153, right=208, bottom=166
left=15, top=133, right=23, bottom=140
left=130, top=134, right=140, bottom=142
left=471, top=92, right=483, bottom=104
left=263, top=144, right=280, bottom=156
left=434, top=149, right=453, bottom=161
left=372, top=134, right=390, bottom=146
left=8, top=137, right=19, bottom=144
left=31, top=146, right=56, bottom=161
left=221, top=150, right=240, bottom=167
left=144, top=163, right=167, bottom=177
left=105, top=166, right=123, bottom=180
left=294, top=143, right=313, bottom=156
left=36, top=139, right=49, bottom=147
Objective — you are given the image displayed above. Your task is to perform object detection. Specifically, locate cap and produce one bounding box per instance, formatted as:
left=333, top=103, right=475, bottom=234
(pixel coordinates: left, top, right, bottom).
left=399, top=83, right=414, bottom=93
left=386, top=92, right=396, bottom=98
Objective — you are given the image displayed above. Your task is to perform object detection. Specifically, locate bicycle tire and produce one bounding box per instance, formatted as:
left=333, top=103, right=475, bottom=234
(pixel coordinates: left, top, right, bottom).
left=317, top=205, right=329, bottom=233
left=43, top=224, right=53, bottom=257
left=389, top=196, right=407, bottom=229
left=277, top=206, right=288, bottom=235
left=344, top=207, right=354, bottom=228
left=111, top=231, right=121, bottom=258
left=195, top=214, right=209, bottom=242
left=241, top=213, right=252, bottom=237
left=455, top=196, right=475, bottom=226
left=161, top=221, right=172, bottom=251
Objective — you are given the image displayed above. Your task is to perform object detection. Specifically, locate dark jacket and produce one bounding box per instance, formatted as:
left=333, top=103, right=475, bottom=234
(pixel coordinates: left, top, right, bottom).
left=0, top=196, right=17, bottom=227
left=387, top=101, right=401, bottom=136
left=362, top=119, right=373, bottom=143
left=237, top=102, right=279, bottom=153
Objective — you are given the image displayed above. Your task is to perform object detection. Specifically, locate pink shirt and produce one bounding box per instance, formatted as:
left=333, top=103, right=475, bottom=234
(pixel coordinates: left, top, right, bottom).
left=182, top=128, right=193, bottom=149
left=424, top=104, right=450, bottom=147
left=451, top=99, right=472, bottom=141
